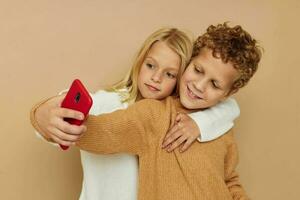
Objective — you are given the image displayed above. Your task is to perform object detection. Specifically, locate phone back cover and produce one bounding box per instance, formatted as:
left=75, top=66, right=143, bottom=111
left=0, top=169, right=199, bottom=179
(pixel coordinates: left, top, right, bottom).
left=61, top=79, right=93, bottom=125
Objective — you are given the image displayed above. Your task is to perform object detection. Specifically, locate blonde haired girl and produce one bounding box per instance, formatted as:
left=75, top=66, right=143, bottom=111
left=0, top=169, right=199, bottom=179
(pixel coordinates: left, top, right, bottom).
left=32, top=27, right=240, bottom=200
left=107, top=27, right=192, bottom=104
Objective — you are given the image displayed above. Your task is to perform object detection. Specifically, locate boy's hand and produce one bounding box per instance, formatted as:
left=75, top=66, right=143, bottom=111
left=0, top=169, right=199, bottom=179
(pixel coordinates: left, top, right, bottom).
left=35, top=95, right=87, bottom=146
left=162, top=113, right=200, bottom=153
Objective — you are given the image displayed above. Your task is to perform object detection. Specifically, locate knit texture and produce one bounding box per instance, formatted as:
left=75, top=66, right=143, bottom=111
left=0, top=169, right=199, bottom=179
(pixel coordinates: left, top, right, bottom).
left=30, top=91, right=245, bottom=200
left=30, top=96, right=248, bottom=199
left=74, top=97, right=248, bottom=200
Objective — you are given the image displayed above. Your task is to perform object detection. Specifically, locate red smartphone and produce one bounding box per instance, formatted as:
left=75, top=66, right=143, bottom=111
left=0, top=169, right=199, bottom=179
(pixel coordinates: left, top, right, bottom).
left=60, top=79, right=93, bottom=150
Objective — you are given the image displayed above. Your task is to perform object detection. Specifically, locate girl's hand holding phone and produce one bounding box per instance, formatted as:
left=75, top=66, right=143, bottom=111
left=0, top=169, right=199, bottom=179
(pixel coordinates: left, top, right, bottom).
left=35, top=95, right=87, bottom=147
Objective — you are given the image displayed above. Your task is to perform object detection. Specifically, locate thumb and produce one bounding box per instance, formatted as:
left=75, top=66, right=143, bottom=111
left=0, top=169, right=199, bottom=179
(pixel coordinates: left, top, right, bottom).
left=55, top=94, right=66, bottom=107
left=175, top=112, right=182, bottom=122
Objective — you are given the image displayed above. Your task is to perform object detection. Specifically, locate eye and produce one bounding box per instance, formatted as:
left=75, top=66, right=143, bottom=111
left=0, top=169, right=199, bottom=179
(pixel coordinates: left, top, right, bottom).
left=146, top=63, right=155, bottom=69
left=166, top=72, right=176, bottom=79
left=194, top=65, right=203, bottom=73
left=212, top=81, right=220, bottom=89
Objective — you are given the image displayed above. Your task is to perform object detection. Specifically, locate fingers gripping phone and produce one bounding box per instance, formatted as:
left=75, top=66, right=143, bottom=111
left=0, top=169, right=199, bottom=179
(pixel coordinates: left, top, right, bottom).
left=60, top=79, right=93, bottom=150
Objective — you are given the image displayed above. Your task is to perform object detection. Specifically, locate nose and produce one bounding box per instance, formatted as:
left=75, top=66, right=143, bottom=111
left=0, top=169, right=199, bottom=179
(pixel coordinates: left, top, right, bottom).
left=193, top=79, right=207, bottom=93
left=151, top=70, right=162, bottom=83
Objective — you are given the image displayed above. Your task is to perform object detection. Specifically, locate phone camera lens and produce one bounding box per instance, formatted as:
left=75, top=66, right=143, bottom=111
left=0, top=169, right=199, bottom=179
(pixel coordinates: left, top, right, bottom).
left=75, top=92, right=81, bottom=103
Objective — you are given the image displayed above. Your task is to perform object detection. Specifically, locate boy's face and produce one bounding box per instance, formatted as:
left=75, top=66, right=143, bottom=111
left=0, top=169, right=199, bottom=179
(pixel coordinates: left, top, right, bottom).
left=138, top=41, right=180, bottom=100
left=179, top=48, right=240, bottom=109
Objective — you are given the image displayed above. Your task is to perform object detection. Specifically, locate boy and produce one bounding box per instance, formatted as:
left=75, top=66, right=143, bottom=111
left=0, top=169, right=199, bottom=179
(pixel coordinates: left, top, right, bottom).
left=31, top=23, right=262, bottom=199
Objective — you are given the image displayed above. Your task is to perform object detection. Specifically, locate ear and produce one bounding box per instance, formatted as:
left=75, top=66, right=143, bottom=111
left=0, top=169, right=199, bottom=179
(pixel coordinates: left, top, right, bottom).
left=227, top=88, right=239, bottom=96
left=219, top=88, right=239, bottom=102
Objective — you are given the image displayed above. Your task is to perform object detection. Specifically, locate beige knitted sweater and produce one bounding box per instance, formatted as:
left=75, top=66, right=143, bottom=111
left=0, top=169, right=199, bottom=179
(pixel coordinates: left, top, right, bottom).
left=31, top=96, right=248, bottom=200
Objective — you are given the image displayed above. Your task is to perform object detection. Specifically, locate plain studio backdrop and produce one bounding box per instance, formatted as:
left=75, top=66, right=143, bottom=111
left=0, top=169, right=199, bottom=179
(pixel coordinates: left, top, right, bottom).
left=0, top=0, right=299, bottom=199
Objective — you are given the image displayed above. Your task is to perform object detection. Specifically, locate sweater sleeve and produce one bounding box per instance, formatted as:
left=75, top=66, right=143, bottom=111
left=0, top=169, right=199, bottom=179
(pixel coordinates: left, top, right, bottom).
left=31, top=90, right=127, bottom=143
left=76, top=99, right=171, bottom=156
left=188, top=98, right=240, bottom=142
left=224, top=134, right=249, bottom=200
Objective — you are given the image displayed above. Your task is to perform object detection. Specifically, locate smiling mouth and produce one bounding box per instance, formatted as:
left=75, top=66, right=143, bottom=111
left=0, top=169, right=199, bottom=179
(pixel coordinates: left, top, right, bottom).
left=187, top=85, right=202, bottom=99
left=145, top=83, right=160, bottom=92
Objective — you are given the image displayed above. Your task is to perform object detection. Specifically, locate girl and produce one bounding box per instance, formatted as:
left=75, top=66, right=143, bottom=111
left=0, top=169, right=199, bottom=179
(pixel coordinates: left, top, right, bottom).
left=32, top=27, right=240, bottom=200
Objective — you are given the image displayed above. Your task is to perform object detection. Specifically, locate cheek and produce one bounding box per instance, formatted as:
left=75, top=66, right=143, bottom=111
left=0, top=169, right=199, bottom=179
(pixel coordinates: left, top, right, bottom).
left=161, top=80, right=177, bottom=94
left=137, top=67, right=148, bottom=84
left=179, top=76, right=187, bottom=93
left=180, top=74, right=188, bottom=86
left=207, top=90, right=227, bottom=101
left=137, top=74, right=143, bottom=88
left=182, top=68, right=196, bottom=84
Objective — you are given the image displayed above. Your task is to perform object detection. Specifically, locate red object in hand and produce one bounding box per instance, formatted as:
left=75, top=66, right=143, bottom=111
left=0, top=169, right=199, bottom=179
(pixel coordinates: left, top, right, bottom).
left=59, top=144, right=70, bottom=150
left=59, top=79, right=93, bottom=150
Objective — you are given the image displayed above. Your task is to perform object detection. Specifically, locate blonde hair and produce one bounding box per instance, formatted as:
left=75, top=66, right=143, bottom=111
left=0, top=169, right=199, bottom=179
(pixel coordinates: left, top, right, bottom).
left=106, top=28, right=193, bottom=104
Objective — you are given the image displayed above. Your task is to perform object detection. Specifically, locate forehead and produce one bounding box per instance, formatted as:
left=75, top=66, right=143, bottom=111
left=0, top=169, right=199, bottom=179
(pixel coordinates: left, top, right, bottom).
left=146, top=41, right=181, bottom=71
left=191, top=48, right=240, bottom=85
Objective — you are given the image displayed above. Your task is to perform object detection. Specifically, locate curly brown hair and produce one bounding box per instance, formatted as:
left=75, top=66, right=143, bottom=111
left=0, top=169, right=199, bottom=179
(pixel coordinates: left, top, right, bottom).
left=192, top=22, right=262, bottom=91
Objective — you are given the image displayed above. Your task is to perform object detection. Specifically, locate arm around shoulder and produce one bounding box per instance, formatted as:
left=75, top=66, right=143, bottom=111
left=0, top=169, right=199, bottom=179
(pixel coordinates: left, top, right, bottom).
left=189, top=98, right=240, bottom=142
left=76, top=98, right=171, bottom=155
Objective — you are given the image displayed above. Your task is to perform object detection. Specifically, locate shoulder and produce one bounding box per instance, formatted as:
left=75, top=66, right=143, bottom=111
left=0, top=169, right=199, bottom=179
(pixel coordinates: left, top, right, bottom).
left=220, top=129, right=240, bottom=154
left=92, top=89, right=122, bottom=100
left=127, top=98, right=175, bottom=136
left=90, top=90, right=128, bottom=114
left=216, top=128, right=236, bottom=145
left=133, top=97, right=175, bottom=112
left=220, top=97, right=240, bottom=116
left=125, top=97, right=175, bottom=123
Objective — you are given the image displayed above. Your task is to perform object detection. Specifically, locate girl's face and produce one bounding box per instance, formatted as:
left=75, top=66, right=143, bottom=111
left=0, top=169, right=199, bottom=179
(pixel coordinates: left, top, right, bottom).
left=179, top=48, right=240, bottom=109
left=138, top=41, right=181, bottom=100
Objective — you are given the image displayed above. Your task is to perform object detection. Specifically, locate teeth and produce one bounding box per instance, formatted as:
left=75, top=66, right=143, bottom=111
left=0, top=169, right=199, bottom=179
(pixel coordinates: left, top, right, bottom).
left=188, top=86, right=200, bottom=99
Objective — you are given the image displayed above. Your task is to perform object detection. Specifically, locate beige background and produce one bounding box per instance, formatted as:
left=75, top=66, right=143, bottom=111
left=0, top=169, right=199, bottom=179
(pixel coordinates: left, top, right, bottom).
left=1, top=0, right=299, bottom=199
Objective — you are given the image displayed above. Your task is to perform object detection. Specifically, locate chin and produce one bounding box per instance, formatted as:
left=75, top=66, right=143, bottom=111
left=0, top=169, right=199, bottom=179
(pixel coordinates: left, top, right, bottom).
left=180, top=96, right=207, bottom=110
left=179, top=96, right=193, bottom=109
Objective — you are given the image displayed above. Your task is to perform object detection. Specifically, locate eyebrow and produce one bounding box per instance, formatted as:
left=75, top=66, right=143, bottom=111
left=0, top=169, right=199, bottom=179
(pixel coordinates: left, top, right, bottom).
left=146, top=56, right=179, bottom=71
